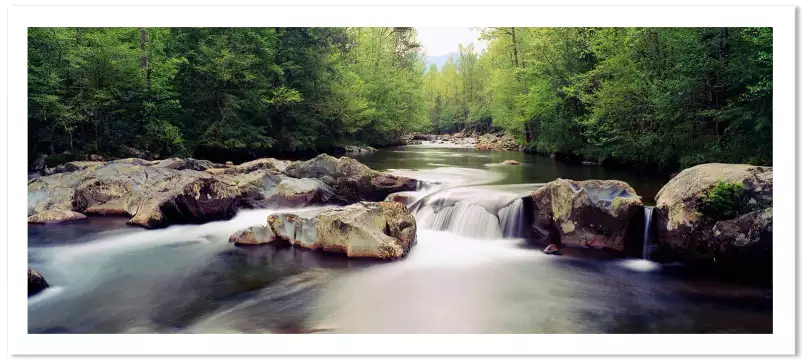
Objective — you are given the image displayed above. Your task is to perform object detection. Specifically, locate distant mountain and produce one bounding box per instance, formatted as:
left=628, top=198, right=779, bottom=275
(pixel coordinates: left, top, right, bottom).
left=425, top=52, right=458, bottom=71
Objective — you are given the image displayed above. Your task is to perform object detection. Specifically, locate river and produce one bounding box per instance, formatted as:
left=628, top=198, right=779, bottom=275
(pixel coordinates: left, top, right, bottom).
left=28, top=143, right=772, bottom=333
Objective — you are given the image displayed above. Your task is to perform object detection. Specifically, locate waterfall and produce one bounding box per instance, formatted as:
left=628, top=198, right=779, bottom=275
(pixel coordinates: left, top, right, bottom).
left=498, top=198, right=525, bottom=238
left=409, top=186, right=530, bottom=240
left=415, top=201, right=503, bottom=239
left=642, top=206, right=654, bottom=260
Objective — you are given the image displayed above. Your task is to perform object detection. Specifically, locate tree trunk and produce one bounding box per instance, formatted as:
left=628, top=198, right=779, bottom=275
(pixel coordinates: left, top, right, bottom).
left=511, top=27, right=519, bottom=68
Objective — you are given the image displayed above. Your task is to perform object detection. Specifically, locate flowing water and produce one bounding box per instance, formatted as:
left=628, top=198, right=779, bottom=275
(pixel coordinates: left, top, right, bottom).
left=28, top=144, right=772, bottom=333
left=643, top=206, right=655, bottom=260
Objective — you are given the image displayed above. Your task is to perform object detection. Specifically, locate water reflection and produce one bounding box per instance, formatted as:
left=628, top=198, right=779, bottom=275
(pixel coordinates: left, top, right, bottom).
left=352, top=145, right=669, bottom=200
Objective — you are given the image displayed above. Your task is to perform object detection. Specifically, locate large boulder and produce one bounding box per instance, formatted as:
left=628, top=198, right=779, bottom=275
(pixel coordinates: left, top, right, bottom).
left=527, top=179, right=643, bottom=252
left=283, top=154, right=375, bottom=180
left=29, top=155, right=421, bottom=229
left=283, top=154, right=418, bottom=202
left=229, top=225, right=276, bottom=246
left=28, top=267, right=49, bottom=296
left=711, top=208, right=772, bottom=265
left=262, top=177, right=339, bottom=207
left=263, top=202, right=417, bottom=259
left=652, top=163, right=772, bottom=267
left=125, top=175, right=246, bottom=228
left=30, top=159, right=257, bottom=229
left=225, top=158, right=288, bottom=174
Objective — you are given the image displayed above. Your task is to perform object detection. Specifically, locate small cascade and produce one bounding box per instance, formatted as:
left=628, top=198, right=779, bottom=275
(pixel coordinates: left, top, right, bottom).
left=409, top=186, right=530, bottom=240
left=642, top=206, right=654, bottom=260
left=415, top=201, right=502, bottom=239
left=498, top=198, right=525, bottom=238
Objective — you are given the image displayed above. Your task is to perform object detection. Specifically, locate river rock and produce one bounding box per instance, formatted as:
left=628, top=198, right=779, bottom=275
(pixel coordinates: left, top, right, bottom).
left=502, top=160, right=520, bottom=165
left=29, top=155, right=421, bottom=229
left=344, top=145, right=377, bottom=153
left=28, top=267, right=49, bottom=296
left=28, top=210, right=87, bottom=224
left=262, top=177, right=339, bottom=207
left=543, top=244, right=563, bottom=255
left=476, top=133, right=520, bottom=151
left=229, top=225, right=276, bottom=246
left=283, top=154, right=418, bottom=202
left=228, top=158, right=288, bottom=174
left=711, top=208, right=772, bottom=265
left=30, top=159, right=259, bottom=228
left=527, top=179, right=643, bottom=251
left=653, top=163, right=773, bottom=267
left=265, top=202, right=417, bottom=259
left=153, top=157, right=223, bottom=171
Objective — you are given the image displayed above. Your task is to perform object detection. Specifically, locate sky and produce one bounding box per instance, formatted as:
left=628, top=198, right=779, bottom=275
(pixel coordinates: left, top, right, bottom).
left=415, top=27, right=488, bottom=56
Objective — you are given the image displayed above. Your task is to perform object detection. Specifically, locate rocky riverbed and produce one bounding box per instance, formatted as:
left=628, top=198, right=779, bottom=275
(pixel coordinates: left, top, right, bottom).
left=402, top=131, right=520, bottom=151
left=27, top=154, right=420, bottom=229
left=28, top=146, right=773, bottom=333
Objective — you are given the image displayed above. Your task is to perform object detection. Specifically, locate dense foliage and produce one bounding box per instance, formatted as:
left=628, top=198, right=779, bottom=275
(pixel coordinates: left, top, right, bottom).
left=425, top=27, right=772, bottom=169
left=29, top=27, right=771, bottom=170
left=28, top=27, right=430, bottom=163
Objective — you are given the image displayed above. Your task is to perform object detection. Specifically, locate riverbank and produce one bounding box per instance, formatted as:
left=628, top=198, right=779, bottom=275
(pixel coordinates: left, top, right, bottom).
left=401, top=131, right=694, bottom=175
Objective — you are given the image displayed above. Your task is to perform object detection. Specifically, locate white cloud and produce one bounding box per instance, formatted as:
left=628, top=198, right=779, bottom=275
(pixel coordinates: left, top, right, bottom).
left=415, top=27, right=488, bottom=56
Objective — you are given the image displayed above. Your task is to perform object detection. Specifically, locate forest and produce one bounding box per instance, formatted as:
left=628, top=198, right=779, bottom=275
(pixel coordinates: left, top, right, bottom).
left=28, top=27, right=772, bottom=170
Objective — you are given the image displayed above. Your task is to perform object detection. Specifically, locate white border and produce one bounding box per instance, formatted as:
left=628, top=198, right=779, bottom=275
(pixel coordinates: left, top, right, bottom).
left=6, top=4, right=796, bottom=356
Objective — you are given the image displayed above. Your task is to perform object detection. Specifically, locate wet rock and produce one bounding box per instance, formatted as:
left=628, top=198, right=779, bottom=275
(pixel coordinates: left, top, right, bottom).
left=284, top=154, right=374, bottom=180
left=502, top=160, right=520, bottom=165
left=385, top=191, right=419, bottom=206
left=653, top=163, right=773, bottom=267
left=283, top=154, right=417, bottom=202
left=711, top=208, right=772, bottom=266
left=29, top=155, right=420, bottom=229
left=228, top=158, right=288, bottom=174
left=262, top=177, right=338, bottom=207
left=543, top=244, right=563, bottom=255
left=31, top=159, right=256, bottom=228
left=528, top=179, right=643, bottom=252
left=225, top=161, right=234, bottom=166
left=28, top=267, right=49, bottom=296
left=28, top=210, right=87, bottom=224
left=344, top=145, right=377, bottom=153
left=265, top=202, right=417, bottom=259
left=229, top=225, right=277, bottom=246
left=153, top=158, right=222, bottom=171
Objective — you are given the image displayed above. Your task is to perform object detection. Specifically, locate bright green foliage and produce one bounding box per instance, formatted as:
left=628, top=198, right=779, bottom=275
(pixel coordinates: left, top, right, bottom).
left=699, top=180, right=771, bottom=221
left=28, top=27, right=772, bottom=171
left=699, top=181, right=747, bottom=221
left=424, top=27, right=772, bottom=170
left=28, top=27, right=428, bottom=162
